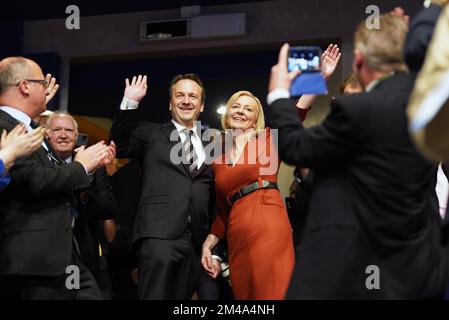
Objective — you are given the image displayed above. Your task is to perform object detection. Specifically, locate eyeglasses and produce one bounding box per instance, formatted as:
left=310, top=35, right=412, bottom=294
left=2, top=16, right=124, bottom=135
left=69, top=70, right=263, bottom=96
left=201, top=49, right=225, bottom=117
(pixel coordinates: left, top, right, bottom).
left=16, top=79, right=49, bottom=89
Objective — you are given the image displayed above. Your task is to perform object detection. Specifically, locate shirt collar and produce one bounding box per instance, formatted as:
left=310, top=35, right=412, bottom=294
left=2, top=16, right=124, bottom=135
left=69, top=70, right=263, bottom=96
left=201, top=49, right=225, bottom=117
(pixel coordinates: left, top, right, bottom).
left=365, top=72, right=395, bottom=92
left=171, top=119, right=201, bottom=139
left=365, top=79, right=380, bottom=92
left=0, top=106, right=32, bottom=128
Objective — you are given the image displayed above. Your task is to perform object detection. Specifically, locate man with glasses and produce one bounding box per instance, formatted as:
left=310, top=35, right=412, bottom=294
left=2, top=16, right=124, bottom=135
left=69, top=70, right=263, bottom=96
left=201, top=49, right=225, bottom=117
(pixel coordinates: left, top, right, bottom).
left=0, top=56, right=115, bottom=299
left=21, top=79, right=48, bottom=87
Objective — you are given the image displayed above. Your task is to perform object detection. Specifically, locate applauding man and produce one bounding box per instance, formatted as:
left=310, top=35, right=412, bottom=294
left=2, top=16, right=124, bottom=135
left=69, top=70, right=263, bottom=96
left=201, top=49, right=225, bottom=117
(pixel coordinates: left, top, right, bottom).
left=0, top=56, right=114, bottom=299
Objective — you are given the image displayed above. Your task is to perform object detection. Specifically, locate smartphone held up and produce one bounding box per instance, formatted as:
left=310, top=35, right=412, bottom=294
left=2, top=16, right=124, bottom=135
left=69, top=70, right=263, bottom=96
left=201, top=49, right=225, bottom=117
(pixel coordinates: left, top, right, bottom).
left=288, top=46, right=322, bottom=73
left=288, top=45, right=328, bottom=97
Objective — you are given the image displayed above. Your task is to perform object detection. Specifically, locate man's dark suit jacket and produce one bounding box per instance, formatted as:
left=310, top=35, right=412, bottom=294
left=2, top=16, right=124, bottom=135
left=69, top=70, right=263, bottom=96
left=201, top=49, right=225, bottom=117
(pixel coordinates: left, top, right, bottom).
left=110, top=110, right=215, bottom=253
left=405, top=4, right=449, bottom=239
left=75, top=167, right=116, bottom=279
left=269, top=73, right=449, bottom=299
left=0, top=110, right=91, bottom=276
left=404, top=4, right=443, bottom=73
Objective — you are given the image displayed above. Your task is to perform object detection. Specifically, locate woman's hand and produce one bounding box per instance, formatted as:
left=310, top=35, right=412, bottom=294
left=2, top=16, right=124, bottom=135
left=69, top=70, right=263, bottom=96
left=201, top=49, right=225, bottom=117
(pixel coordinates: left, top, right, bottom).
left=321, top=44, right=341, bottom=79
left=201, top=234, right=221, bottom=278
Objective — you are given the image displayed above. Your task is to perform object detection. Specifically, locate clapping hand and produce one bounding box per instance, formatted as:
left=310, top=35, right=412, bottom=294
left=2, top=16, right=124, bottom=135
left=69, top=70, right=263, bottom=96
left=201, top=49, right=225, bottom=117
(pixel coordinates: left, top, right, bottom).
left=104, top=141, right=116, bottom=167
left=1, top=124, right=44, bottom=159
left=321, top=44, right=341, bottom=79
left=74, top=141, right=116, bottom=173
left=124, top=75, right=148, bottom=103
left=0, top=124, right=44, bottom=169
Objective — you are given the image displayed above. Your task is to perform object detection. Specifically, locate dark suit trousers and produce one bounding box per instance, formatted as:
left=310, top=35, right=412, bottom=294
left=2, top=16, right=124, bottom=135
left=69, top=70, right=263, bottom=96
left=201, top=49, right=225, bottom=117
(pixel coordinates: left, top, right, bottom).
left=0, top=242, right=102, bottom=300
left=197, top=271, right=234, bottom=300
left=136, top=224, right=201, bottom=300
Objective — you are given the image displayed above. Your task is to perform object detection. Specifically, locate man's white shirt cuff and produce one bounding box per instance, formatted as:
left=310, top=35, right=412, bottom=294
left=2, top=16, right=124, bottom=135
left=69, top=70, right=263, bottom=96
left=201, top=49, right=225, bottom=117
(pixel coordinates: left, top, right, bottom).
left=211, top=255, right=222, bottom=262
left=120, top=97, right=139, bottom=110
left=267, top=89, right=290, bottom=106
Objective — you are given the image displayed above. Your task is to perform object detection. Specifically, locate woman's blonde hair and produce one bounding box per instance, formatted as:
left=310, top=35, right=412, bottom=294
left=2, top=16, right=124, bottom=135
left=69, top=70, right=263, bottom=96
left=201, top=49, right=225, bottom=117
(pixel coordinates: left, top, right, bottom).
left=221, top=90, right=265, bottom=131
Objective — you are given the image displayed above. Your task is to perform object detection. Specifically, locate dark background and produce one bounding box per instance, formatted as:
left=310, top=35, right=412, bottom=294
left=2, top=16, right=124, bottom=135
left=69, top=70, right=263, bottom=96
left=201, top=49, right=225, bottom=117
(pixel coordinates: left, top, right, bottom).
left=69, top=49, right=278, bottom=129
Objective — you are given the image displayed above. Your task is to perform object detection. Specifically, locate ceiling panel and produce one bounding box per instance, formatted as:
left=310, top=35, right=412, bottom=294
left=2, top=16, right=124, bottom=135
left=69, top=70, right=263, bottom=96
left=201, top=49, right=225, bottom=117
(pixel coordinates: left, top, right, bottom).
left=3, top=0, right=275, bottom=21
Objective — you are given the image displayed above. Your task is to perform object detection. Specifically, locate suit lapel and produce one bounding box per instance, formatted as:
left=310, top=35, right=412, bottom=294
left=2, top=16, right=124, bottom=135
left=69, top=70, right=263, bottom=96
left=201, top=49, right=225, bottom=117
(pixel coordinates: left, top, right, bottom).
left=35, top=144, right=53, bottom=165
left=43, top=137, right=63, bottom=165
left=193, top=161, right=209, bottom=177
left=0, top=109, right=21, bottom=129
left=193, top=127, right=220, bottom=177
left=0, top=110, right=61, bottom=166
left=161, top=122, right=191, bottom=177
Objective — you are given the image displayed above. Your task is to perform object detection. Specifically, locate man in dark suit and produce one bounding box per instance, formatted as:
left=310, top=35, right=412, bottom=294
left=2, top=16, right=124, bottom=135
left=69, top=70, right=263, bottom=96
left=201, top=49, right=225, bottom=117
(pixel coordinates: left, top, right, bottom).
left=46, top=112, right=117, bottom=298
left=404, top=0, right=448, bottom=73
left=405, top=1, right=449, bottom=253
left=0, top=56, right=114, bottom=299
left=110, top=74, right=221, bottom=299
left=268, top=13, right=449, bottom=299
left=406, top=1, right=449, bottom=162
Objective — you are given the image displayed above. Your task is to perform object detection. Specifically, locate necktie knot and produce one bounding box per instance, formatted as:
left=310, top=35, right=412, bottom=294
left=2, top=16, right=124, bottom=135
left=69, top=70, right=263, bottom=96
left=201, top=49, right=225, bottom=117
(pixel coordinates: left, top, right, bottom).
left=30, top=120, right=39, bottom=129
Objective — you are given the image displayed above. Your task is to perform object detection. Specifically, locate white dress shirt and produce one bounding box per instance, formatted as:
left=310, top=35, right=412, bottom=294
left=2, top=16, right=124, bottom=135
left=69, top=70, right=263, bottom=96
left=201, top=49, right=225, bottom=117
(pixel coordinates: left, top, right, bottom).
left=436, top=164, right=449, bottom=219
left=0, top=106, right=32, bottom=131
left=170, top=119, right=205, bottom=170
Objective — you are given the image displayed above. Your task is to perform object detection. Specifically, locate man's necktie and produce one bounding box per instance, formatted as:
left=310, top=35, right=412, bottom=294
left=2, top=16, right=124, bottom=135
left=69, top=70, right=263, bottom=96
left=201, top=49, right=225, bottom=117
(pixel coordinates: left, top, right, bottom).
left=182, top=129, right=196, bottom=226
left=29, top=120, right=39, bottom=129
left=183, top=129, right=198, bottom=175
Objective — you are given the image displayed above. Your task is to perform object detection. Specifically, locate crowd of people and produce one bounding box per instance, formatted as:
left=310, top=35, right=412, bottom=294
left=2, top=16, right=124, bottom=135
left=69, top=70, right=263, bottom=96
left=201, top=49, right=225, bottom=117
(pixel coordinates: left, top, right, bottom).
left=0, top=2, right=448, bottom=299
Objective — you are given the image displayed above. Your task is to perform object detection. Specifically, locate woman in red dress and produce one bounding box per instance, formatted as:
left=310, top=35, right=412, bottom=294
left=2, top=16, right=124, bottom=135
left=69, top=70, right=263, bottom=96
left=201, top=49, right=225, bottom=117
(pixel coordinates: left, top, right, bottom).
left=201, top=90, right=294, bottom=300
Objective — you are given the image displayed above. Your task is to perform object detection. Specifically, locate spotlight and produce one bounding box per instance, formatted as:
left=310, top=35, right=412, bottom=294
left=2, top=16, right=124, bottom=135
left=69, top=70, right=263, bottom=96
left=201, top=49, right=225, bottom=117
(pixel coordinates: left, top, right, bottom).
left=217, top=105, right=226, bottom=115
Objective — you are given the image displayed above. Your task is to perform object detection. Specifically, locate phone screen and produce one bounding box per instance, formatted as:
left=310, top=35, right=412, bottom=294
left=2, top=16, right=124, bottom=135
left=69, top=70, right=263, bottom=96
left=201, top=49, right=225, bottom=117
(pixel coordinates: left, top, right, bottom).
left=288, top=46, right=322, bottom=73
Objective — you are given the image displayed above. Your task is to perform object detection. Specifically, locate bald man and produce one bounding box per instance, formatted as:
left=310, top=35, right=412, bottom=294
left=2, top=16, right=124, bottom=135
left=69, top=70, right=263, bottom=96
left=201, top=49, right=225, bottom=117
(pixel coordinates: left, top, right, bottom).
left=0, top=57, right=114, bottom=299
